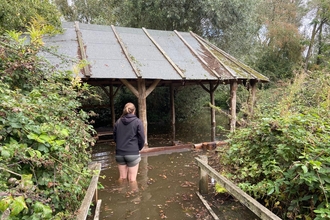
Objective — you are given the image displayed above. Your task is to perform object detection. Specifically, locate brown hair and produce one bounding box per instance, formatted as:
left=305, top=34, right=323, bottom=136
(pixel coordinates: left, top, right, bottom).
left=121, top=102, right=136, bottom=117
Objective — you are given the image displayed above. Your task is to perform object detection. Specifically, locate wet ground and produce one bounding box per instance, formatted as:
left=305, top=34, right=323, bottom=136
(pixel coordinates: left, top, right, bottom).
left=91, top=142, right=260, bottom=220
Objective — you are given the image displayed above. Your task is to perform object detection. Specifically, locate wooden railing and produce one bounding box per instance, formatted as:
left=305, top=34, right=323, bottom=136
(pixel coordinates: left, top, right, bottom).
left=76, top=162, right=102, bottom=220
left=195, top=156, right=281, bottom=220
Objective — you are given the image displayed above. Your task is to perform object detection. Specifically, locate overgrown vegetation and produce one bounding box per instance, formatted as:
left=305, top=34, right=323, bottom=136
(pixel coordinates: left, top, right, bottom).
left=0, top=23, right=96, bottom=219
left=219, top=70, right=330, bottom=219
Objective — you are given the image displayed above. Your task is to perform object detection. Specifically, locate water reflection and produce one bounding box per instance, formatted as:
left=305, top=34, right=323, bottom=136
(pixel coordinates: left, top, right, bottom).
left=91, top=142, right=259, bottom=220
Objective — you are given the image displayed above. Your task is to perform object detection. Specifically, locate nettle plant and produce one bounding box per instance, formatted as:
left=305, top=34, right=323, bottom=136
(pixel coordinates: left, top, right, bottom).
left=222, top=72, right=330, bottom=220
left=0, top=24, right=96, bottom=219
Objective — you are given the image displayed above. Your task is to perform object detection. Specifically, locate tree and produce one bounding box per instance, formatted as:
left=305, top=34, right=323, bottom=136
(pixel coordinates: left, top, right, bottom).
left=201, top=0, right=261, bottom=58
left=253, top=0, right=304, bottom=81
left=0, top=0, right=62, bottom=34
left=302, top=0, right=330, bottom=71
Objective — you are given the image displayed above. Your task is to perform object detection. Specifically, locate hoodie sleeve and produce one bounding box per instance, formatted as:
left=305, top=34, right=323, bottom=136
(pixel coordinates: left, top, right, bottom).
left=137, top=119, right=145, bottom=150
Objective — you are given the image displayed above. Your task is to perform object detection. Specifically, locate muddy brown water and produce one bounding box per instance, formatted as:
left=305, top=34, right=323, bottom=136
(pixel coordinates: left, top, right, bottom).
left=91, top=142, right=260, bottom=220
left=90, top=110, right=259, bottom=219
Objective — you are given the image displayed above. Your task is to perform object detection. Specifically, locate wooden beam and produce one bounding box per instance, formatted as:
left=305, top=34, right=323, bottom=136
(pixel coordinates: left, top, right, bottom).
left=146, top=79, right=161, bottom=97
left=210, top=82, right=216, bottom=141
left=74, top=21, right=91, bottom=77
left=248, top=79, right=257, bottom=116
left=230, top=81, right=238, bottom=132
left=195, top=157, right=282, bottom=220
left=110, top=85, right=116, bottom=126
left=174, top=30, right=220, bottom=78
left=76, top=162, right=101, bottom=220
left=198, top=155, right=209, bottom=194
left=111, top=25, right=142, bottom=78
left=196, top=192, right=220, bottom=220
left=170, top=84, right=176, bottom=144
left=199, top=81, right=219, bottom=141
left=190, top=31, right=237, bottom=79
left=120, top=79, right=139, bottom=97
left=138, top=79, right=148, bottom=147
left=93, top=200, right=102, bottom=220
left=142, top=28, right=186, bottom=79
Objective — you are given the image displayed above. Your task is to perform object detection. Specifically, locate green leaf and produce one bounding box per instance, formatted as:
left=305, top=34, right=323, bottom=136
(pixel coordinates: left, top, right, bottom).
left=267, top=187, right=275, bottom=195
left=301, top=165, right=308, bottom=173
left=55, top=140, right=66, bottom=146
left=37, top=144, right=48, bottom=153
left=60, top=129, right=69, bottom=137
left=1, top=148, right=11, bottom=158
left=34, top=202, right=52, bottom=218
left=10, top=196, right=27, bottom=216
left=0, top=196, right=13, bottom=212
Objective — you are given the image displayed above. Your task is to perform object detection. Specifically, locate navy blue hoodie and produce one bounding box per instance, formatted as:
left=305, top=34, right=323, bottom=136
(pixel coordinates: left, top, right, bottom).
left=113, top=114, right=145, bottom=155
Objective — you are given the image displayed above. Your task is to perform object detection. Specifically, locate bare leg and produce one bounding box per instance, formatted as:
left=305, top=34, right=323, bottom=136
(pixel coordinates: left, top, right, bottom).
left=127, top=163, right=139, bottom=182
left=118, top=164, right=128, bottom=180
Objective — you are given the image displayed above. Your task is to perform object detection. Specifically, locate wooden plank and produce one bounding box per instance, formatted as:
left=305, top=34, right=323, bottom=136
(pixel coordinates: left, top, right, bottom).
left=199, top=155, right=209, bottom=194
left=196, top=191, right=219, bottom=220
left=195, top=157, right=282, bottom=220
left=93, top=200, right=102, bottom=220
left=97, top=131, right=113, bottom=137
left=76, top=162, right=102, bottom=220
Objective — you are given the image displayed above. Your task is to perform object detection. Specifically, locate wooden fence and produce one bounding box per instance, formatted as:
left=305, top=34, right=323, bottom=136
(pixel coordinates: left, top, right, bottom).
left=76, top=162, right=102, bottom=220
left=195, top=156, right=281, bottom=220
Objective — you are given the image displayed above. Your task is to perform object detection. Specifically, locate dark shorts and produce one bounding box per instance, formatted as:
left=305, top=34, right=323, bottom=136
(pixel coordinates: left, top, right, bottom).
left=115, top=154, right=141, bottom=167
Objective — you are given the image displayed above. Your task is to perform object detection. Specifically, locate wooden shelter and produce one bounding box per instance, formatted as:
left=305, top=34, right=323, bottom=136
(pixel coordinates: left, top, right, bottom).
left=43, top=22, right=269, bottom=146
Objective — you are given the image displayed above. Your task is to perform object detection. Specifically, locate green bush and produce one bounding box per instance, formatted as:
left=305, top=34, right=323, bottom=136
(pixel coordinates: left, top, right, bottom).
left=0, top=25, right=95, bottom=219
left=222, top=71, right=330, bottom=219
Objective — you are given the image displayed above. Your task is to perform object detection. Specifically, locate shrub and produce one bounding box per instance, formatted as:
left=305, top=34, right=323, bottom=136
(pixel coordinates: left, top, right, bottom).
left=222, top=71, right=330, bottom=219
left=0, top=24, right=95, bottom=219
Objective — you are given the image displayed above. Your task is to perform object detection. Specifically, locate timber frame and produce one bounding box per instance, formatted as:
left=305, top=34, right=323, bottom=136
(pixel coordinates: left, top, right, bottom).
left=43, top=22, right=269, bottom=147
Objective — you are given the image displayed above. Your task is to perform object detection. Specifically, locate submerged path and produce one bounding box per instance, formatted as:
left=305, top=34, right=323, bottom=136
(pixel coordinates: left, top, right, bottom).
left=90, top=143, right=259, bottom=220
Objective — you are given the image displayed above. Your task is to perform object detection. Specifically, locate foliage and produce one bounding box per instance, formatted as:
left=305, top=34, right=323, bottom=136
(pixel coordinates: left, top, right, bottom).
left=253, top=0, right=304, bottom=81
left=302, top=0, right=330, bottom=71
left=221, top=70, right=330, bottom=219
left=0, top=23, right=96, bottom=219
left=0, top=0, right=62, bottom=34
left=202, top=0, right=261, bottom=58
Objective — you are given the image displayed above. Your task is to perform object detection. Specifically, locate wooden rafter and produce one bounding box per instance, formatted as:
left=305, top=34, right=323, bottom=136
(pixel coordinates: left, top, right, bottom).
left=74, top=21, right=91, bottom=77
left=111, top=25, right=142, bottom=78
left=190, top=31, right=237, bottom=79
left=142, top=27, right=186, bottom=79
left=174, top=30, right=221, bottom=79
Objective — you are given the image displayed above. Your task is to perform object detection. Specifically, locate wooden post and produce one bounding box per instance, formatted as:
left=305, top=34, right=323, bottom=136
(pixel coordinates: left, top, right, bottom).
left=170, top=84, right=176, bottom=144
left=230, top=81, right=238, bottom=132
left=198, top=155, right=209, bottom=194
left=138, top=79, right=148, bottom=147
left=110, top=85, right=115, bottom=127
left=195, top=157, right=282, bottom=220
left=210, top=82, right=216, bottom=142
left=120, top=79, right=160, bottom=148
left=199, top=81, right=219, bottom=142
left=76, top=162, right=102, bottom=220
left=248, top=79, right=257, bottom=116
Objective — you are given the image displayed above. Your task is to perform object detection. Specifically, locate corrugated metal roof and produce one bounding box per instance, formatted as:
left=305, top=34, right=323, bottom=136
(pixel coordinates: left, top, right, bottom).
left=43, top=22, right=269, bottom=82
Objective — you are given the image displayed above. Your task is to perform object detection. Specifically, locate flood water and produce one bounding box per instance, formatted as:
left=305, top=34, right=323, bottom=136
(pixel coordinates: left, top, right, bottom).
left=92, top=143, right=259, bottom=220
left=90, top=110, right=260, bottom=219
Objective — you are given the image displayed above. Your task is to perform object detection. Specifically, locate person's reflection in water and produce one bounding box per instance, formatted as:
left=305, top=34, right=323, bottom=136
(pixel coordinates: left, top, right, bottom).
left=113, top=102, right=145, bottom=193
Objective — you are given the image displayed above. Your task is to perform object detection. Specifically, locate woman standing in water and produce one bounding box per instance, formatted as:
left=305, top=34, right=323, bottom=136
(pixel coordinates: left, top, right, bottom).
left=113, top=102, right=145, bottom=187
